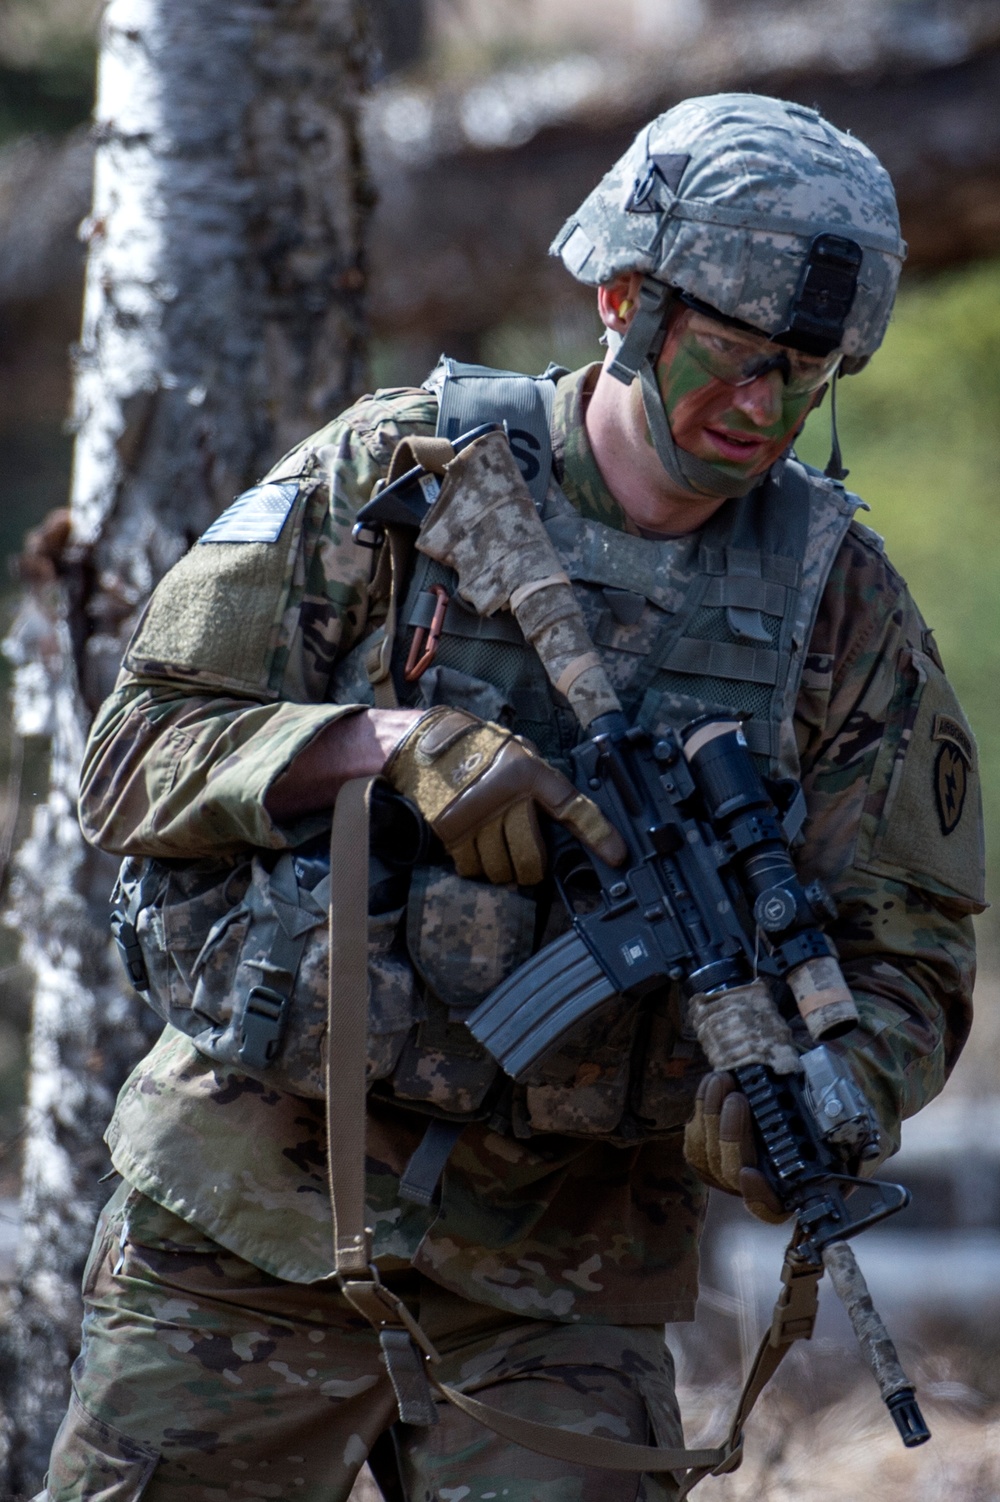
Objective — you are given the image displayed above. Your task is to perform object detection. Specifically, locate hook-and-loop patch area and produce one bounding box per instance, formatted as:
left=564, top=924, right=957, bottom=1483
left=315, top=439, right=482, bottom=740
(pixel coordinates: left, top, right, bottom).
left=855, top=649, right=985, bottom=911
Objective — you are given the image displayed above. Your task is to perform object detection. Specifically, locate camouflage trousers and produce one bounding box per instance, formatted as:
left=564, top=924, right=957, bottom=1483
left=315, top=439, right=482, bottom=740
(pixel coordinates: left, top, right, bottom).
left=42, top=1181, right=684, bottom=1502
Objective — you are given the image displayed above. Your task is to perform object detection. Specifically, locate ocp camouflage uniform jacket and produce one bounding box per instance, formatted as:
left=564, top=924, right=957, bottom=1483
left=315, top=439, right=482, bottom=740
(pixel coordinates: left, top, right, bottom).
left=79, top=366, right=984, bottom=1326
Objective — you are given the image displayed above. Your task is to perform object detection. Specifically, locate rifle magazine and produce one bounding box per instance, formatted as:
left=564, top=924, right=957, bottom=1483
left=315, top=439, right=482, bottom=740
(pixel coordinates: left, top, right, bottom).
left=466, top=928, right=616, bottom=1079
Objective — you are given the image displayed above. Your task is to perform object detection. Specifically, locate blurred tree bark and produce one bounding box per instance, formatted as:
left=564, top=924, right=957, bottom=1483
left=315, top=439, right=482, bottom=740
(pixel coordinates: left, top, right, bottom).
left=0, top=0, right=372, bottom=1493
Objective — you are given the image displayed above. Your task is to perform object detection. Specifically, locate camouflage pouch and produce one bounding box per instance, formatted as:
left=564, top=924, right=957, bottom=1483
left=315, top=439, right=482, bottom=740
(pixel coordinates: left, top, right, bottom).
left=112, top=847, right=418, bottom=1098
left=405, top=866, right=537, bottom=1014
left=522, top=999, right=639, bottom=1136
left=382, top=868, right=537, bottom=1115
left=115, top=857, right=253, bottom=1023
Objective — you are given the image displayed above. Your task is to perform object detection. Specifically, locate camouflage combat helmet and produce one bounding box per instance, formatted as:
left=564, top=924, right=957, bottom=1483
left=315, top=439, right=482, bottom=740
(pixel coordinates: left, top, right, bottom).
left=551, top=93, right=906, bottom=497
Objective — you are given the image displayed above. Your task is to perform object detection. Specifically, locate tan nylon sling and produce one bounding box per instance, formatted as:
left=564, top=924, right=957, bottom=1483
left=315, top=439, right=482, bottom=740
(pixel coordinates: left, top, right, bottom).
left=326, top=777, right=823, bottom=1495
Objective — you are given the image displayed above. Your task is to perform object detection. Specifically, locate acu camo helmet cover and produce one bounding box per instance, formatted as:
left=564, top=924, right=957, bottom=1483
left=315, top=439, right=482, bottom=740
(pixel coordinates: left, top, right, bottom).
left=551, top=93, right=906, bottom=365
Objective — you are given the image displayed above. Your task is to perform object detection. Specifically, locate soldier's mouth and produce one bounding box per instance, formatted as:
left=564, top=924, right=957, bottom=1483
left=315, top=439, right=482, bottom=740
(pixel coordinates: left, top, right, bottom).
left=701, top=426, right=767, bottom=462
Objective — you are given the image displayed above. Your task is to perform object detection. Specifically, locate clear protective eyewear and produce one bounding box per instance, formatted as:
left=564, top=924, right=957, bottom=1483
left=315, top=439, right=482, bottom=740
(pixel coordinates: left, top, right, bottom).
left=676, top=308, right=843, bottom=398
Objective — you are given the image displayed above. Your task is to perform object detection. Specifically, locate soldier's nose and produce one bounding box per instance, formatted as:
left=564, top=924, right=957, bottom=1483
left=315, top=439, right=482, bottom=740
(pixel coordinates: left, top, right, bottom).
left=731, top=369, right=784, bottom=427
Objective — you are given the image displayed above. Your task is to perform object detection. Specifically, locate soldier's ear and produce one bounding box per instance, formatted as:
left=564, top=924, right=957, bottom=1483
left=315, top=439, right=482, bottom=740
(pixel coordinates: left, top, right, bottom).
left=597, top=274, right=642, bottom=331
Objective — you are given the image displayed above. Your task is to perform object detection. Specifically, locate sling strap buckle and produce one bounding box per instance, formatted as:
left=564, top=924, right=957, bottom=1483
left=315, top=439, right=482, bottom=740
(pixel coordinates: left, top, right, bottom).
left=770, top=1246, right=822, bottom=1347
left=340, top=1263, right=442, bottom=1428
left=340, top=1263, right=442, bottom=1365
left=239, top=983, right=290, bottom=1069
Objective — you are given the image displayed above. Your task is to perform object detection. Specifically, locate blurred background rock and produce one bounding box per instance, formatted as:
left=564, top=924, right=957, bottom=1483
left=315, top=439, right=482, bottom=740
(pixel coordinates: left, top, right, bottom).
left=2, top=1, right=1000, bottom=1492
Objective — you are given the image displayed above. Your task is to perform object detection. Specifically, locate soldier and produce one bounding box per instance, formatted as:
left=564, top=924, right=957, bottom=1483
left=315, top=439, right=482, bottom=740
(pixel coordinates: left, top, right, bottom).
left=41, top=94, right=983, bottom=1502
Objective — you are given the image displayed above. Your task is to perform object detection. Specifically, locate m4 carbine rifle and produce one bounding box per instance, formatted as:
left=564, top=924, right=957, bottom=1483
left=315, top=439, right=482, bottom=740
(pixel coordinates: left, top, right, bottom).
left=467, top=712, right=930, bottom=1448
left=355, top=424, right=931, bottom=1452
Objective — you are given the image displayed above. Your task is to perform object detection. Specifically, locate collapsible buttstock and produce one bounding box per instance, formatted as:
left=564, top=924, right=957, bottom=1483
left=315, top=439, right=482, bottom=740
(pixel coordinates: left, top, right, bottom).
left=466, top=929, right=617, bottom=1079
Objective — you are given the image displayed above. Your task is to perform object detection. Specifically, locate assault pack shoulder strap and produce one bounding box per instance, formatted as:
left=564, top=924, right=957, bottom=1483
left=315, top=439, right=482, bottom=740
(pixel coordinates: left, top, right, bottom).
left=365, top=359, right=563, bottom=707
left=424, top=356, right=562, bottom=507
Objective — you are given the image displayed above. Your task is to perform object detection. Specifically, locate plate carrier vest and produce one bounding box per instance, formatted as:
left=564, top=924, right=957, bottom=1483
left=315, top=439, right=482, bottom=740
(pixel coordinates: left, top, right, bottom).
left=115, top=359, right=864, bottom=1158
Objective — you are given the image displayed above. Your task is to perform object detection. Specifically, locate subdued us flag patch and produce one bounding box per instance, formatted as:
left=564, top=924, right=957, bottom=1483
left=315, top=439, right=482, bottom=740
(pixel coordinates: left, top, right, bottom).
left=199, top=481, right=299, bottom=544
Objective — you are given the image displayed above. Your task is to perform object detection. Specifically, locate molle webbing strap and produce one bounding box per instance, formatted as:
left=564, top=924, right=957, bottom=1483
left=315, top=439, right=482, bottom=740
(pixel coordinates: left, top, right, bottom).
left=721, top=548, right=772, bottom=645
left=657, top=638, right=780, bottom=686
left=399, top=1119, right=466, bottom=1207
left=702, top=575, right=787, bottom=616
left=427, top=357, right=557, bottom=507
left=406, top=587, right=524, bottom=643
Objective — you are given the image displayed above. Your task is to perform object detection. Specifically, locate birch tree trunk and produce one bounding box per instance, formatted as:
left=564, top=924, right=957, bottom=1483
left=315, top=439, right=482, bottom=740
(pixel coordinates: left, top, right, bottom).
left=0, top=1, right=372, bottom=1492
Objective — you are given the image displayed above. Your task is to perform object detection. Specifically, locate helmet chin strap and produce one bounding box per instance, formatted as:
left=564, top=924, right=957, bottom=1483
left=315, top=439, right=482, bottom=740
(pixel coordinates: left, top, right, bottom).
left=637, top=359, right=762, bottom=501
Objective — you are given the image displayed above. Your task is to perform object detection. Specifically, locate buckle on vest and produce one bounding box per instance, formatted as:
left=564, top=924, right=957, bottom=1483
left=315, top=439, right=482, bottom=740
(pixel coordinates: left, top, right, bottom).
left=404, top=584, right=450, bottom=682
left=110, top=911, right=150, bottom=992
left=239, top=983, right=290, bottom=1068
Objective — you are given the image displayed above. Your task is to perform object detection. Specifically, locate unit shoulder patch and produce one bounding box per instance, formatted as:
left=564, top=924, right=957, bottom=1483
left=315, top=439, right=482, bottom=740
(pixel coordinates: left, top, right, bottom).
left=931, top=713, right=974, bottom=837
left=200, top=481, right=300, bottom=545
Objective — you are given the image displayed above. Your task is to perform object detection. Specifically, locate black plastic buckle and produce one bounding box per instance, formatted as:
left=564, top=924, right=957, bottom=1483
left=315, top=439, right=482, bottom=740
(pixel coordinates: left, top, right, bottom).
left=239, top=984, right=290, bottom=1069
left=109, top=912, right=150, bottom=992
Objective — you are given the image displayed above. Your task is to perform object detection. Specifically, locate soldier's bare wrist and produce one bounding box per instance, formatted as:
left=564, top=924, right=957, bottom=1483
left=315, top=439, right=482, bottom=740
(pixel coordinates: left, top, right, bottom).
left=264, top=707, right=425, bottom=821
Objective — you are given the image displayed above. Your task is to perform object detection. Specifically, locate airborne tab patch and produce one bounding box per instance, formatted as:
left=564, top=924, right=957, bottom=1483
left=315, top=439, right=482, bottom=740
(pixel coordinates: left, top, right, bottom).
left=199, top=481, right=299, bottom=544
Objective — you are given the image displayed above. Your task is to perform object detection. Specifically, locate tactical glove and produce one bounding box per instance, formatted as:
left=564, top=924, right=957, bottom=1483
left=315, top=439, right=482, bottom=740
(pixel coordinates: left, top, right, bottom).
left=684, top=1071, right=790, bottom=1225
left=384, top=706, right=627, bottom=886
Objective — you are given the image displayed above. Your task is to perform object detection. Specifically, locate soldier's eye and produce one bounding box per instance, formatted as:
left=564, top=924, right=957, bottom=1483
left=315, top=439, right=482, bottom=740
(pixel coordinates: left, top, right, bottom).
left=697, top=332, right=741, bottom=357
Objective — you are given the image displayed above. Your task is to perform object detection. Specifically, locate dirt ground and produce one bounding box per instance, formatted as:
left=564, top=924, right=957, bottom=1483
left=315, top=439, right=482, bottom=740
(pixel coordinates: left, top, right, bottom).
left=687, top=1388, right=1000, bottom=1501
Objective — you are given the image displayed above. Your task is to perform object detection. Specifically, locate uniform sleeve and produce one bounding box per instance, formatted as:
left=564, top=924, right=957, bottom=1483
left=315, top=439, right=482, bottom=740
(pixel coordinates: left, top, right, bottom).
left=793, top=524, right=983, bottom=1159
left=79, top=390, right=438, bottom=857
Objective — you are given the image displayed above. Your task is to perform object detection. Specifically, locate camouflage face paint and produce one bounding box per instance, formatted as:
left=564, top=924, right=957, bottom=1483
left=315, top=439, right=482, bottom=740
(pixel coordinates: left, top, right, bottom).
left=654, top=314, right=820, bottom=483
